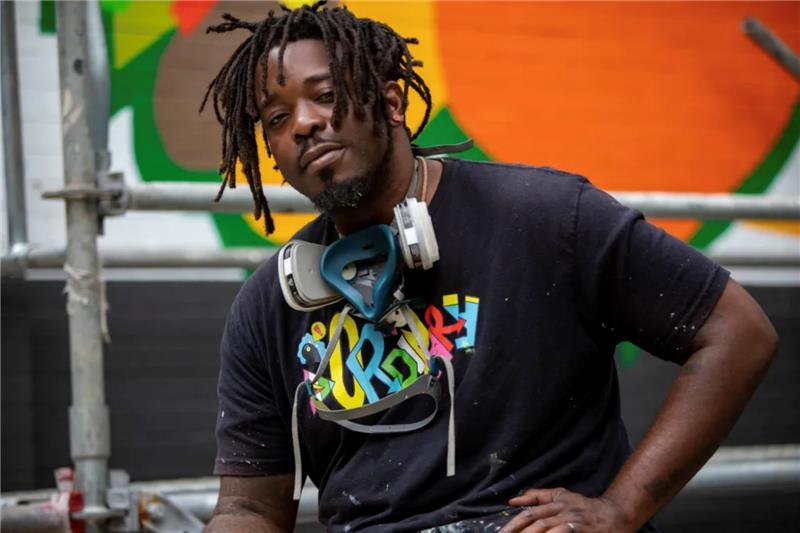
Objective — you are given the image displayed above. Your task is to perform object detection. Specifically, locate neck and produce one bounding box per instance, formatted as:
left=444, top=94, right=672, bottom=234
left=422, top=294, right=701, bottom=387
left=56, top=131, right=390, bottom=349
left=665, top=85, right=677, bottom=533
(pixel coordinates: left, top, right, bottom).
left=330, top=136, right=415, bottom=235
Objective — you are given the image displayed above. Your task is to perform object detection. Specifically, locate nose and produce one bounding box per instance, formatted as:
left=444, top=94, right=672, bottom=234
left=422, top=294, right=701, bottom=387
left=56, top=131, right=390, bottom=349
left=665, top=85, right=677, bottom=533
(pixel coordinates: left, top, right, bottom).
left=292, top=100, right=326, bottom=143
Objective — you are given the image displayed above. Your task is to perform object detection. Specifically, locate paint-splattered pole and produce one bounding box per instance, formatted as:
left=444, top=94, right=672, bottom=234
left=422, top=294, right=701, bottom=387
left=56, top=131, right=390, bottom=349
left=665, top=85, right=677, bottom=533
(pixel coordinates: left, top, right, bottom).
left=56, top=3, right=111, bottom=530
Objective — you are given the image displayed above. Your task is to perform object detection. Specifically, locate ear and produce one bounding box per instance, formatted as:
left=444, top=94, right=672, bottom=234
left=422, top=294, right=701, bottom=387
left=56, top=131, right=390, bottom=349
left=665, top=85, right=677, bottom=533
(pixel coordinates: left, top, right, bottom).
left=383, top=81, right=405, bottom=128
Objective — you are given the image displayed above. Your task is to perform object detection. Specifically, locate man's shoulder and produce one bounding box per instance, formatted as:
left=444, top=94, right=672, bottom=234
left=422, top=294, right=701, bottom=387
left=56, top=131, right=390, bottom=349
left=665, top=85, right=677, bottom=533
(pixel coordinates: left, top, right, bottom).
left=450, top=158, right=586, bottom=183
left=444, top=158, right=589, bottom=207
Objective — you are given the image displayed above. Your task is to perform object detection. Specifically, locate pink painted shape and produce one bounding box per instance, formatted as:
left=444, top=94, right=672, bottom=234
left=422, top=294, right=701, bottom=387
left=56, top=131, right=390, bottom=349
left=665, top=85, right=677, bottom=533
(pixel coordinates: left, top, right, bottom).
left=429, top=334, right=454, bottom=361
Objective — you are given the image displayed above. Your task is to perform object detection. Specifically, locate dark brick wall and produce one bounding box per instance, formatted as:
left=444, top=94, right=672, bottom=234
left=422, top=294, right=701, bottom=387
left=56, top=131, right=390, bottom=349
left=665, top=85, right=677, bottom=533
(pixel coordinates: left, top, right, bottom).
left=2, top=280, right=237, bottom=491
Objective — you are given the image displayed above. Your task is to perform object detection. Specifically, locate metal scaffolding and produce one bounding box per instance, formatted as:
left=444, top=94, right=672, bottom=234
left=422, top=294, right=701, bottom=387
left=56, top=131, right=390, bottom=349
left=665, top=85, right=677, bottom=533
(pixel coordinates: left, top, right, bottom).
left=56, top=2, right=113, bottom=530
left=1, top=2, right=799, bottom=532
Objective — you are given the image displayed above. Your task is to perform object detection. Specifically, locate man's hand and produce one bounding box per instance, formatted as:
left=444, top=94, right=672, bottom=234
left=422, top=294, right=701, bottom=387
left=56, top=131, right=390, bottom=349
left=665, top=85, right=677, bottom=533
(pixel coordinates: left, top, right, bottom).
left=501, top=488, right=629, bottom=533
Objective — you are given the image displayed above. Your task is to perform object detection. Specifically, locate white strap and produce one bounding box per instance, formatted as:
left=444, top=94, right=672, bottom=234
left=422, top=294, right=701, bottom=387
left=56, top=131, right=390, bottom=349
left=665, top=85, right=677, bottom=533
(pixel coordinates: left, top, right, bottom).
left=439, top=355, right=456, bottom=477
left=402, top=305, right=456, bottom=476
left=291, top=381, right=305, bottom=500
left=293, top=305, right=350, bottom=500
left=306, top=305, right=350, bottom=390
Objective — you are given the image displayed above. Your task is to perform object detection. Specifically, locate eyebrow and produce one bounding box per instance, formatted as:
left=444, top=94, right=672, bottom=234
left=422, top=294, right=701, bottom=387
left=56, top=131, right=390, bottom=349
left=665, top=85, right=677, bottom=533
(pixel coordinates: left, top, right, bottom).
left=258, top=72, right=333, bottom=112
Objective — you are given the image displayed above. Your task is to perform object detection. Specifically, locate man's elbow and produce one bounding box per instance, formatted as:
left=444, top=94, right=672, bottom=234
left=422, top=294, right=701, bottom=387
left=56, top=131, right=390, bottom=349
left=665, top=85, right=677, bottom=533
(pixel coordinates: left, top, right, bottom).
left=696, top=280, right=778, bottom=376
left=736, top=291, right=778, bottom=378
left=754, top=313, right=778, bottom=369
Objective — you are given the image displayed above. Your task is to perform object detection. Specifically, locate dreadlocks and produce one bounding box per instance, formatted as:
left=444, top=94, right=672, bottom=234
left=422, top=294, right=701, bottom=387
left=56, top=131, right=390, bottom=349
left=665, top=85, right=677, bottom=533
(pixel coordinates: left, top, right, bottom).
left=199, top=1, right=433, bottom=235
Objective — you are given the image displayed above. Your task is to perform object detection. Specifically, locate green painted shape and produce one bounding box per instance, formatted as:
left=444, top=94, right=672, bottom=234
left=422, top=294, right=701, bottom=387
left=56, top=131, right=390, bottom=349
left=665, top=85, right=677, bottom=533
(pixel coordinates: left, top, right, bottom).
left=688, top=220, right=731, bottom=251
left=40, top=1, right=55, bottom=34
left=616, top=342, right=640, bottom=370
left=313, top=376, right=333, bottom=401
left=381, top=348, right=421, bottom=389
left=100, top=0, right=131, bottom=14
left=690, top=99, right=800, bottom=249
left=415, top=107, right=491, bottom=162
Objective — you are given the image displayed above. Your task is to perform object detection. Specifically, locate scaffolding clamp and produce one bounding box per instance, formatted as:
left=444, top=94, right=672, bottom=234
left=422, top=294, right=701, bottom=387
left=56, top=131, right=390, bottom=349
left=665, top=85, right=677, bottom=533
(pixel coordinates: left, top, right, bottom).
left=42, top=172, right=129, bottom=214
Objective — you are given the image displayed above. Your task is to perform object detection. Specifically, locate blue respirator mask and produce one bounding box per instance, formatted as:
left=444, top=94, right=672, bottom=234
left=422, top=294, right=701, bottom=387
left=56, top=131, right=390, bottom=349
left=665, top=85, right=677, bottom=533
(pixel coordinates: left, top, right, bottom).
left=278, top=196, right=438, bottom=322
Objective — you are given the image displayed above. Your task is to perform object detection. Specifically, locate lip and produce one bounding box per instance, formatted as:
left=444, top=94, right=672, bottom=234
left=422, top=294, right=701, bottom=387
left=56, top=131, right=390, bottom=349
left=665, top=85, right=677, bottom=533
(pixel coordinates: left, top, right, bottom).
left=304, top=146, right=345, bottom=176
left=300, top=142, right=345, bottom=171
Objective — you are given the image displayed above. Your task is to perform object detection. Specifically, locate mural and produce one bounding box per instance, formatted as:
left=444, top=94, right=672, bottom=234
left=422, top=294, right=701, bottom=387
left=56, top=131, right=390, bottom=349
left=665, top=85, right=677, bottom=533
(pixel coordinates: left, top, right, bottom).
left=297, top=293, right=479, bottom=411
left=32, top=0, right=799, bottom=250
left=20, top=0, right=794, bottom=365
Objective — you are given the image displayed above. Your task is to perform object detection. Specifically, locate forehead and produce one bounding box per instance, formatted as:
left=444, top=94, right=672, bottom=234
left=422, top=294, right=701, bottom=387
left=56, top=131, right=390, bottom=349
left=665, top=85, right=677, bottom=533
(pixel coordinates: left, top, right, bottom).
left=262, top=39, right=331, bottom=88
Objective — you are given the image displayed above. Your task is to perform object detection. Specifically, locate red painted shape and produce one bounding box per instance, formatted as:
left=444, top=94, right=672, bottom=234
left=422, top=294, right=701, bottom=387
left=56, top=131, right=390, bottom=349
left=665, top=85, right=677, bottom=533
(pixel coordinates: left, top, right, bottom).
left=425, top=305, right=465, bottom=352
left=172, top=0, right=217, bottom=36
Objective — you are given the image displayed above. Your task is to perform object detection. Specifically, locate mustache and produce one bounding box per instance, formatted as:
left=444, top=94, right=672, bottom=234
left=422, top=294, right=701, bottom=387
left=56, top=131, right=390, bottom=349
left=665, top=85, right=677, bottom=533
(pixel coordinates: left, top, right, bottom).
left=298, top=138, right=343, bottom=170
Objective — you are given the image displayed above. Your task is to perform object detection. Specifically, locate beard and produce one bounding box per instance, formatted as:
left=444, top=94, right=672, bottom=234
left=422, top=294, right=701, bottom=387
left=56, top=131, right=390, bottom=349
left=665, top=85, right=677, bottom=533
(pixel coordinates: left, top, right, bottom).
left=310, top=132, right=393, bottom=214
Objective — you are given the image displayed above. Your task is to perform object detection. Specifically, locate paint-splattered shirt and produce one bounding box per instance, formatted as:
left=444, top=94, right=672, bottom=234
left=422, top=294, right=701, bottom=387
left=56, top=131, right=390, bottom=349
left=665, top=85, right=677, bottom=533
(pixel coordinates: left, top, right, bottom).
left=214, top=158, right=728, bottom=532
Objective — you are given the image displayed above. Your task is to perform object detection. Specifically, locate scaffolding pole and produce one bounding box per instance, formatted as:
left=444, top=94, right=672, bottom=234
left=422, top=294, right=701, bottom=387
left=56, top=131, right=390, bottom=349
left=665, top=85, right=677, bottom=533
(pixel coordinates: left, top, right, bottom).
left=2, top=0, right=28, bottom=269
left=56, top=2, right=111, bottom=530
left=2, top=246, right=798, bottom=271
left=743, top=16, right=800, bottom=82
left=3, top=445, right=798, bottom=525
left=67, top=183, right=800, bottom=219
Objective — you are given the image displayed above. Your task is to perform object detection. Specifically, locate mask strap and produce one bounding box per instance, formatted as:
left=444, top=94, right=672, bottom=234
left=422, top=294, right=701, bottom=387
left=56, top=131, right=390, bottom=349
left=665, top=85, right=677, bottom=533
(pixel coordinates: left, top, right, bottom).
left=401, top=305, right=456, bottom=477
left=292, top=381, right=305, bottom=500
left=411, top=138, right=474, bottom=158
left=406, top=157, right=420, bottom=200
left=415, top=156, right=429, bottom=203
left=438, top=355, right=456, bottom=477
left=293, top=304, right=351, bottom=500
left=306, top=305, right=351, bottom=390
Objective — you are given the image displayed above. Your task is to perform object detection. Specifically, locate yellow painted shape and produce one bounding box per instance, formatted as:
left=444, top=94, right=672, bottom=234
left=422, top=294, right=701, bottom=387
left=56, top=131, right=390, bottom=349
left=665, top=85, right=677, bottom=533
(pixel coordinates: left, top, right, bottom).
left=345, top=1, right=448, bottom=135
left=283, top=0, right=312, bottom=9
left=744, top=220, right=800, bottom=237
left=328, top=312, right=366, bottom=408
left=113, top=1, right=176, bottom=70
left=442, top=293, right=458, bottom=307
left=465, top=295, right=479, bottom=304
left=311, top=321, right=327, bottom=341
left=238, top=125, right=317, bottom=243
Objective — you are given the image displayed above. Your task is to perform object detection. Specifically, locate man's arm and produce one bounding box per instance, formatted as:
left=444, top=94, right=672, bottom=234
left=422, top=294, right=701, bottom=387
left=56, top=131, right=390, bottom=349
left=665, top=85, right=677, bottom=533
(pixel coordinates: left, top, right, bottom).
left=204, top=475, right=298, bottom=533
left=502, top=279, right=778, bottom=533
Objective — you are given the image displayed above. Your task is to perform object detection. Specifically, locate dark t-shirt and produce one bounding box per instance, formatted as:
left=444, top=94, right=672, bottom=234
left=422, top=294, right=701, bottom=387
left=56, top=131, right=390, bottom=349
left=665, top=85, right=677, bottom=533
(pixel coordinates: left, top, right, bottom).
left=214, top=158, right=729, bottom=532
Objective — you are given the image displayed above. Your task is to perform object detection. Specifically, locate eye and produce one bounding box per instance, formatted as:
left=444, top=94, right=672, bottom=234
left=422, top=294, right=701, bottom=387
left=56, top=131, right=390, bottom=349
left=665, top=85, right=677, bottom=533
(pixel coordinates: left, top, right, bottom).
left=316, top=90, right=335, bottom=104
left=267, top=113, right=287, bottom=128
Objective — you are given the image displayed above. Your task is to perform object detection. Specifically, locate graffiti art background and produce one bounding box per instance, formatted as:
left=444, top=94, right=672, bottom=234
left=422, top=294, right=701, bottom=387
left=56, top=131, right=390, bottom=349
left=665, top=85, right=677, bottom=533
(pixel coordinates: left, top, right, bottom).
left=6, top=1, right=799, bottom=279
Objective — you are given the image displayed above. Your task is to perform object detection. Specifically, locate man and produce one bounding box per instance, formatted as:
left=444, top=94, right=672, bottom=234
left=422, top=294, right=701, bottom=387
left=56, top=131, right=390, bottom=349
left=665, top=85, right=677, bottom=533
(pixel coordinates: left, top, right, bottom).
left=201, top=3, right=777, bottom=532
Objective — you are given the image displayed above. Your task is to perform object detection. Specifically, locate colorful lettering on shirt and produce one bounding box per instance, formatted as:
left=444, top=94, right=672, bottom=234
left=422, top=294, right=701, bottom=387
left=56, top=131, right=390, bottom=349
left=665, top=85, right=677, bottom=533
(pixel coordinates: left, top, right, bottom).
left=295, top=294, right=481, bottom=410
left=345, top=324, right=400, bottom=403
left=443, top=294, right=480, bottom=350
left=327, top=311, right=366, bottom=409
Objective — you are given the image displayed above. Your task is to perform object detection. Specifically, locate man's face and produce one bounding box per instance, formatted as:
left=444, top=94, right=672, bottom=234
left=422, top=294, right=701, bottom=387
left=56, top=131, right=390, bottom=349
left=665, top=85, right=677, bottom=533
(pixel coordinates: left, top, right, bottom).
left=256, top=39, right=392, bottom=212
